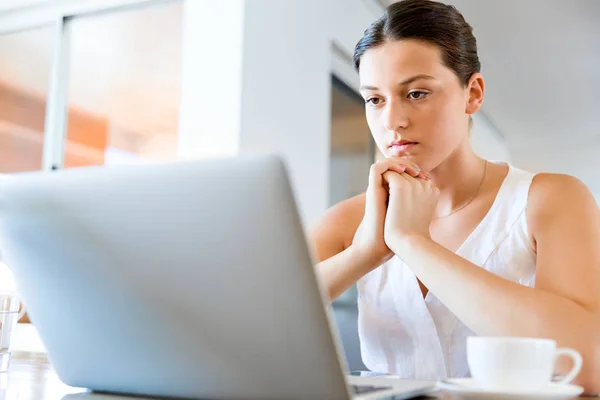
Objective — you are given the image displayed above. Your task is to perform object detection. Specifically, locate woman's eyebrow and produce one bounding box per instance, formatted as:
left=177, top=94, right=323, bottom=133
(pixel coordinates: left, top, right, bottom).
left=359, top=74, right=436, bottom=91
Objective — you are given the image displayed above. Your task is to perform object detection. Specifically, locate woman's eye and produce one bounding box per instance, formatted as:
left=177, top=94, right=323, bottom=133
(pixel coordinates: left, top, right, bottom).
left=366, top=97, right=382, bottom=106
left=407, top=91, right=428, bottom=100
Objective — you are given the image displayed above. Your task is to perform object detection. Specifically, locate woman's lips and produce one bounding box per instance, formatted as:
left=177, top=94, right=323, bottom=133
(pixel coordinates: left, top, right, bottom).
left=389, top=142, right=418, bottom=153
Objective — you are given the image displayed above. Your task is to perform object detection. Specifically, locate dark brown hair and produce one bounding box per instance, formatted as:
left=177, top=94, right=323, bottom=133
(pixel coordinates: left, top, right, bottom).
left=353, top=0, right=481, bottom=87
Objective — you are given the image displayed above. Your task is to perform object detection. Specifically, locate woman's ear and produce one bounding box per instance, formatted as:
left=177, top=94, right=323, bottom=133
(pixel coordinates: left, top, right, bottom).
left=466, top=72, right=485, bottom=115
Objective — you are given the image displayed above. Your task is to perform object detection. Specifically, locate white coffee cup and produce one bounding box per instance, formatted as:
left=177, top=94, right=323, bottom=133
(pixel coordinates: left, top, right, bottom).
left=467, top=337, right=583, bottom=391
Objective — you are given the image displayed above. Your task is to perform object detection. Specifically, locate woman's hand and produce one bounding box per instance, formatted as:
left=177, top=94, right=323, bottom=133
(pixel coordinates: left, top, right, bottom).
left=382, top=171, right=439, bottom=249
left=351, top=158, right=427, bottom=270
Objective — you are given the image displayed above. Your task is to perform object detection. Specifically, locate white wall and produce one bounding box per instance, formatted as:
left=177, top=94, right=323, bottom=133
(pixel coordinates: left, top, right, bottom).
left=0, top=0, right=53, bottom=13
left=510, top=136, right=600, bottom=199
left=328, top=0, right=383, bottom=57
left=238, top=0, right=384, bottom=224
left=178, top=0, right=381, bottom=226
left=177, top=0, right=244, bottom=160
left=0, top=0, right=513, bottom=224
left=238, top=0, right=331, bottom=225
left=470, top=112, right=511, bottom=162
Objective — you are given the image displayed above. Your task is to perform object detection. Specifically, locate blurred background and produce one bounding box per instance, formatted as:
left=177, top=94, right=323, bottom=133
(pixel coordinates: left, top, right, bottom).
left=0, top=0, right=598, bottom=370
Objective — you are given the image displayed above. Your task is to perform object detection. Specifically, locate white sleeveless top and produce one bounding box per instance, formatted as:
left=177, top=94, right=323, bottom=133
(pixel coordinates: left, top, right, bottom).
left=356, top=163, right=537, bottom=379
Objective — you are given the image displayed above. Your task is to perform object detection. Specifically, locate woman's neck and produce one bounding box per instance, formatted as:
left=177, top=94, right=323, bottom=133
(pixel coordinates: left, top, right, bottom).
left=429, top=142, right=487, bottom=218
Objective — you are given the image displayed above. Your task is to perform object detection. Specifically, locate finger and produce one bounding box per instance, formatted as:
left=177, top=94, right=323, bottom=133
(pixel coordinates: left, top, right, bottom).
left=402, top=173, right=425, bottom=186
left=386, top=157, right=421, bottom=174
left=421, top=177, right=439, bottom=191
left=381, top=170, right=397, bottom=184
left=377, top=159, right=418, bottom=178
left=388, top=171, right=413, bottom=187
left=402, top=165, right=421, bottom=177
left=390, top=161, right=420, bottom=177
left=402, top=169, right=430, bottom=182
left=368, top=163, right=385, bottom=188
left=382, top=171, right=403, bottom=190
left=417, top=172, right=429, bottom=180
left=369, top=162, right=407, bottom=187
left=382, top=167, right=415, bottom=184
left=387, top=164, right=412, bottom=176
left=385, top=173, right=409, bottom=197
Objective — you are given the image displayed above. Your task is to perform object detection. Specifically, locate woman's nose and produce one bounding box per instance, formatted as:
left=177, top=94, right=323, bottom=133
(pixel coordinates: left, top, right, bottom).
left=382, top=101, right=409, bottom=133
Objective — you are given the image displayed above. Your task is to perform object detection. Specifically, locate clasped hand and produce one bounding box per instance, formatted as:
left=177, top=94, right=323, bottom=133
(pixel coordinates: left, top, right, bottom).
left=351, top=158, right=439, bottom=270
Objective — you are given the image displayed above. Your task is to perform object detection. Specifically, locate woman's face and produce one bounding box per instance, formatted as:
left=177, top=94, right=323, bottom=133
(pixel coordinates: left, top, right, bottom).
left=358, top=39, right=483, bottom=171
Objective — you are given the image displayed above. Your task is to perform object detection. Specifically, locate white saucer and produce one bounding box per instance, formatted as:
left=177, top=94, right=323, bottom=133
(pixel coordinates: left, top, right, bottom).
left=437, top=378, right=584, bottom=399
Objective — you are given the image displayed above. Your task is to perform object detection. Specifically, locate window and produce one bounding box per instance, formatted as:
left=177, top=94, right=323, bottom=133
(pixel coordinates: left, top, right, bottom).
left=329, top=75, right=373, bottom=371
left=63, top=1, right=183, bottom=167
left=0, top=27, right=53, bottom=173
left=329, top=75, right=374, bottom=206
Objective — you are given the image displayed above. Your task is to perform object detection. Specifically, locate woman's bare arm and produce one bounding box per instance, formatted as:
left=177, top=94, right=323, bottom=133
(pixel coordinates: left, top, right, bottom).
left=310, top=194, right=371, bottom=302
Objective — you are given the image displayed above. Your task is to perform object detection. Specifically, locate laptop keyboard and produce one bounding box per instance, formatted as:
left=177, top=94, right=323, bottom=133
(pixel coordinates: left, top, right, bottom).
left=351, top=384, right=392, bottom=395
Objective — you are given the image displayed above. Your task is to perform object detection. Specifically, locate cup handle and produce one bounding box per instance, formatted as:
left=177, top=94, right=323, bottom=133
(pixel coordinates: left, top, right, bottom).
left=553, top=347, right=583, bottom=385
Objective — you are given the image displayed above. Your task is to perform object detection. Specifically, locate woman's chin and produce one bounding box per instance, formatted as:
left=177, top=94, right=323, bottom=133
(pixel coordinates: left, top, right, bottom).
left=385, top=152, right=419, bottom=161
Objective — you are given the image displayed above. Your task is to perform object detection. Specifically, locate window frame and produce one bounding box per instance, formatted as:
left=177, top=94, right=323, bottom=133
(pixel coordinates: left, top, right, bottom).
left=0, top=0, right=181, bottom=171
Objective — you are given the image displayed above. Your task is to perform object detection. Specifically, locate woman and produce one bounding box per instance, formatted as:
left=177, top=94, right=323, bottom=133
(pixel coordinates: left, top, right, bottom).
left=312, top=0, right=600, bottom=393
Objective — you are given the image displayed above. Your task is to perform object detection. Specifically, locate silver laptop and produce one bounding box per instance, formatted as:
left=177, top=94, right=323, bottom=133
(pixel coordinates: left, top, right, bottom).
left=0, top=155, right=436, bottom=399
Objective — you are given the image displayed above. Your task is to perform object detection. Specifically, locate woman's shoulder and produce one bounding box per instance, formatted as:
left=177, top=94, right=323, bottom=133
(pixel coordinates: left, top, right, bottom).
left=529, top=173, right=596, bottom=217
left=313, top=192, right=366, bottom=235
left=527, top=173, right=598, bottom=244
left=310, top=192, right=366, bottom=251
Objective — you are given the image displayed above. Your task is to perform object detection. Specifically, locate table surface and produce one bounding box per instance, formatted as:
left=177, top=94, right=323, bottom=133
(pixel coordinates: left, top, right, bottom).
left=5, top=325, right=587, bottom=400
left=6, top=351, right=591, bottom=400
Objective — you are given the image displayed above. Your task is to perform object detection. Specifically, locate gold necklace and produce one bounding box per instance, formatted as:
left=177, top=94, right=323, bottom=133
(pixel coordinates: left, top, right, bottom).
left=432, top=160, right=488, bottom=219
